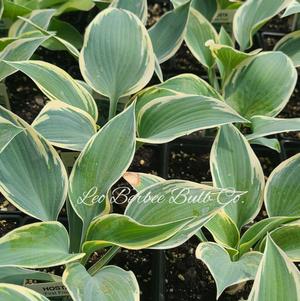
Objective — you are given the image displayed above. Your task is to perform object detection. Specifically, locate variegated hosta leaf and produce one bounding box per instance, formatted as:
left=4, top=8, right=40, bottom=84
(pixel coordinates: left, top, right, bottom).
left=210, top=125, right=265, bottom=229
left=233, top=0, right=293, bottom=50
left=149, top=1, right=190, bottom=64
left=248, top=236, right=300, bottom=301
left=239, top=216, right=300, bottom=256
left=247, top=116, right=300, bottom=140
left=265, top=154, right=300, bottom=217
left=63, top=263, right=139, bottom=301
left=135, top=72, right=222, bottom=114
left=54, top=0, right=95, bottom=15
left=0, top=283, right=50, bottom=301
left=124, top=172, right=165, bottom=192
left=0, top=38, right=16, bottom=52
left=5, top=60, right=98, bottom=121
left=137, top=95, right=247, bottom=144
left=157, top=73, right=222, bottom=99
left=16, top=16, right=80, bottom=58
left=205, top=211, right=240, bottom=251
left=9, top=9, right=56, bottom=37
left=217, top=0, right=242, bottom=10
left=9, top=7, right=81, bottom=57
left=80, top=8, right=155, bottom=109
left=110, top=0, right=147, bottom=24
left=0, top=116, right=24, bottom=153
left=171, top=0, right=217, bottom=21
left=0, top=267, right=61, bottom=285
left=69, top=104, right=136, bottom=233
left=0, top=222, right=84, bottom=268
left=47, top=17, right=83, bottom=50
left=224, top=52, right=297, bottom=119
left=135, top=86, right=178, bottom=114
left=32, top=101, right=97, bottom=151
left=258, top=221, right=300, bottom=261
left=282, top=0, right=300, bottom=17
left=0, top=36, right=47, bottom=81
left=2, top=1, right=30, bottom=22
left=0, top=107, right=67, bottom=221
left=275, top=30, right=300, bottom=67
left=83, top=214, right=193, bottom=254
left=219, top=26, right=234, bottom=47
left=196, top=242, right=262, bottom=299
left=123, top=180, right=243, bottom=249
left=193, top=0, right=218, bottom=21
left=185, top=7, right=218, bottom=68
left=206, top=40, right=261, bottom=83
left=249, top=137, right=281, bottom=153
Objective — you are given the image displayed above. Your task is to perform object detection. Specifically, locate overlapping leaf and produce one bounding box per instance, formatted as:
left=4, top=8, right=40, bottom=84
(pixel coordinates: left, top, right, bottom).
left=83, top=213, right=193, bottom=253
left=80, top=8, right=154, bottom=112
left=125, top=180, right=243, bottom=249
left=224, top=52, right=297, bottom=119
left=0, top=267, right=61, bottom=285
left=110, top=0, right=147, bottom=24
left=248, top=236, right=300, bottom=301
left=0, top=222, right=84, bottom=268
left=157, top=73, right=222, bottom=99
left=69, top=104, right=136, bottom=233
left=210, top=125, right=265, bottom=229
left=0, top=116, right=24, bottom=153
left=258, top=221, right=300, bottom=261
left=0, top=284, right=50, bottom=301
left=275, top=30, right=300, bottom=67
left=265, top=154, right=300, bottom=216
left=233, top=0, right=292, bottom=50
left=282, top=0, right=300, bottom=17
left=0, top=36, right=47, bottom=81
left=149, top=1, right=190, bottom=63
left=239, top=216, right=300, bottom=255
left=0, top=107, right=68, bottom=221
left=196, top=242, right=262, bottom=298
left=6, top=60, right=98, bottom=120
left=249, top=137, right=281, bottom=153
left=32, top=101, right=97, bottom=151
left=137, top=95, right=247, bottom=144
left=247, top=116, right=300, bottom=140
left=206, top=40, right=261, bottom=83
left=185, top=7, right=218, bottom=68
left=8, top=9, right=56, bottom=37
left=63, top=263, right=139, bottom=301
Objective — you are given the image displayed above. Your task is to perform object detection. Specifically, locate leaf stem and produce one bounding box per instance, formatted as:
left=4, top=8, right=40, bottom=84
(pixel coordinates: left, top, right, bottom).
left=208, top=67, right=220, bottom=92
left=108, top=98, right=118, bottom=120
left=88, top=246, right=120, bottom=276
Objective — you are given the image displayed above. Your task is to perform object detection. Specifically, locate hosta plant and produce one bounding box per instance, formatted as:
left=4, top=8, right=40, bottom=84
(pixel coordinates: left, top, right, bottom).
left=0, top=0, right=300, bottom=300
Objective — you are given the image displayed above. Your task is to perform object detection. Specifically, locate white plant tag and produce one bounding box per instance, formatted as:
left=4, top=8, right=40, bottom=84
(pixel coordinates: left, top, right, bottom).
left=24, top=282, right=70, bottom=298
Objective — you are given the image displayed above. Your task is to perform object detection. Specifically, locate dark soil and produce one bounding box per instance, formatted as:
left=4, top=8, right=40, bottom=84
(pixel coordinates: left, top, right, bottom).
left=261, top=15, right=294, bottom=33
left=168, top=143, right=212, bottom=183
left=147, top=2, right=171, bottom=28
left=0, top=218, right=19, bottom=237
left=252, top=145, right=281, bottom=177
left=0, top=194, right=17, bottom=212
